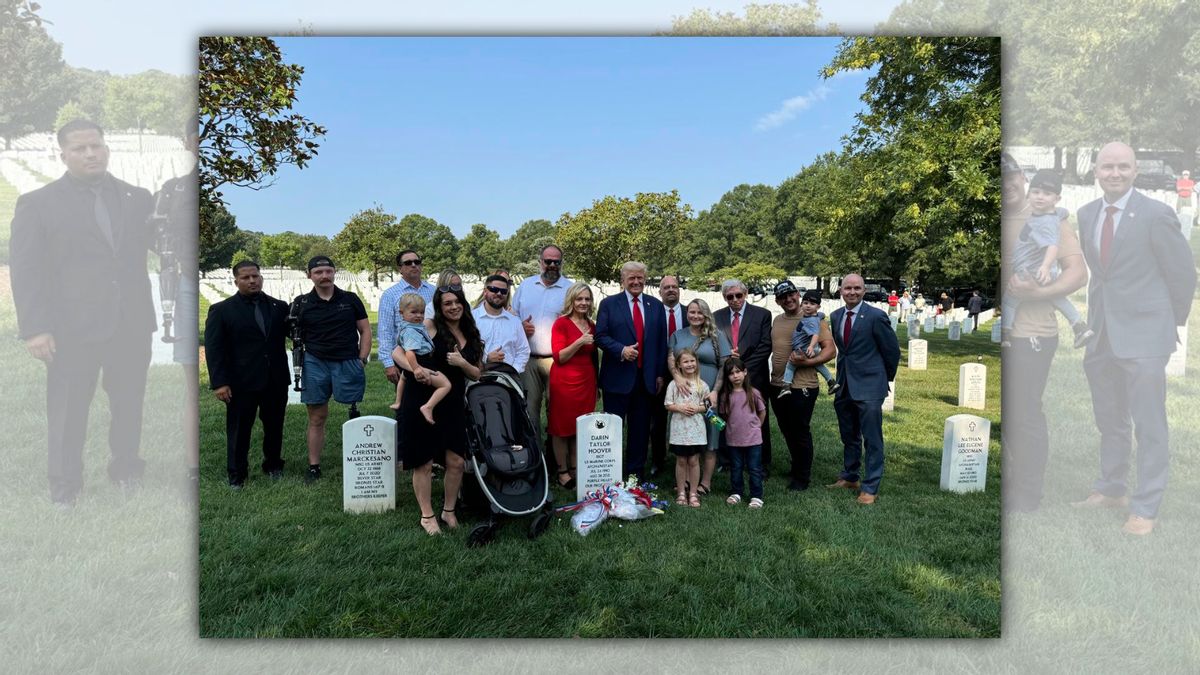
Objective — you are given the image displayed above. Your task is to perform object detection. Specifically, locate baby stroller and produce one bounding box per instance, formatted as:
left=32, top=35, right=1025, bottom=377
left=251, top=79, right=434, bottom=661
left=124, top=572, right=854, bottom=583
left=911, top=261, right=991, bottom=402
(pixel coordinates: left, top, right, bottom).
left=462, top=363, right=553, bottom=547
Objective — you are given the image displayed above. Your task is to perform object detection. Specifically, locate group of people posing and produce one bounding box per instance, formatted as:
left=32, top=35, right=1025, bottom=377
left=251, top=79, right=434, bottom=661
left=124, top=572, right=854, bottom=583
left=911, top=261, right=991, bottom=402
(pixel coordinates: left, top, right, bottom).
left=205, top=244, right=902, bottom=536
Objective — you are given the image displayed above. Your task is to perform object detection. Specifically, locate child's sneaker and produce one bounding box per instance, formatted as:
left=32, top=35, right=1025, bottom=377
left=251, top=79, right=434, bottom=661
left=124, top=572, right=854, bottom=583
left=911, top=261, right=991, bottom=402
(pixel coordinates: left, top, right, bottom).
left=827, top=380, right=841, bottom=396
left=776, top=388, right=791, bottom=399
left=748, top=497, right=764, bottom=509
left=1071, top=320, right=1096, bottom=348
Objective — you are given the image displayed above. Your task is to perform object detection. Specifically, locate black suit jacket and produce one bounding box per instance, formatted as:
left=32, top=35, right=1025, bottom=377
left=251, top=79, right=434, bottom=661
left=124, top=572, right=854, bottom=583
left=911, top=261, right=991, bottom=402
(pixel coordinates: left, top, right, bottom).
left=714, top=303, right=773, bottom=388
left=204, top=292, right=291, bottom=392
left=10, top=172, right=155, bottom=345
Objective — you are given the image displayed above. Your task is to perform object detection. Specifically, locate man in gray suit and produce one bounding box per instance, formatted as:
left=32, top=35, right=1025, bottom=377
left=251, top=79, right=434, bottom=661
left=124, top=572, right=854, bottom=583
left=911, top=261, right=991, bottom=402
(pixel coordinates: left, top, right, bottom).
left=827, top=274, right=901, bottom=505
left=1072, top=142, right=1196, bottom=535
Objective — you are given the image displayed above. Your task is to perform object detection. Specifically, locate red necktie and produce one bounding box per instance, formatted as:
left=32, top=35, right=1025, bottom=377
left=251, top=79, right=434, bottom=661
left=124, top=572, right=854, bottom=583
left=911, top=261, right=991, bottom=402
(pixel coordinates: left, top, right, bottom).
left=843, top=310, right=854, bottom=347
left=731, top=311, right=740, bottom=350
left=668, top=307, right=677, bottom=335
left=1100, top=205, right=1118, bottom=267
left=632, top=296, right=644, bottom=368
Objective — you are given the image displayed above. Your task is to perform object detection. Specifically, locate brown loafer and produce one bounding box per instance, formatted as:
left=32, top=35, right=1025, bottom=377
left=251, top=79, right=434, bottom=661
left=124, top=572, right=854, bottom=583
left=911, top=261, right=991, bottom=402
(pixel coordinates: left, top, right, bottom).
left=1070, top=491, right=1129, bottom=509
left=1121, top=515, right=1154, bottom=536
left=856, top=492, right=877, bottom=505
left=826, top=479, right=860, bottom=490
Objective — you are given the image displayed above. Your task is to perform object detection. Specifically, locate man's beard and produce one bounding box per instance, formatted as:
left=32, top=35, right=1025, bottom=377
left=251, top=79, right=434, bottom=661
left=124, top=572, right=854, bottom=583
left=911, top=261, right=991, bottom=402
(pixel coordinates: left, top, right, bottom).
left=488, top=296, right=506, bottom=310
left=542, top=269, right=560, bottom=283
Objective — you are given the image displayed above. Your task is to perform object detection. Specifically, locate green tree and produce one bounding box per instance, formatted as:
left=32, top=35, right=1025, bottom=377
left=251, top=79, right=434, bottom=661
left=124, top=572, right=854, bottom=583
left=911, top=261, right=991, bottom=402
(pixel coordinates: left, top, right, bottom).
left=456, top=223, right=505, bottom=278
left=103, top=70, right=191, bottom=135
left=198, top=36, right=327, bottom=215
left=333, top=205, right=400, bottom=287
left=772, top=153, right=858, bottom=291
left=668, top=1, right=829, bottom=35
left=198, top=200, right=243, bottom=275
left=555, top=190, right=693, bottom=283
left=397, top=213, right=459, bottom=274
left=297, top=233, right=334, bottom=263
left=62, top=67, right=110, bottom=126
left=258, top=231, right=305, bottom=275
left=53, top=100, right=87, bottom=132
left=230, top=249, right=252, bottom=268
left=709, top=261, right=789, bottom=292
left=673, top=184, right=778, bottom=280
left=0, top=0, right=68, bottom=148
left=504, top=218, right=556, bottom=272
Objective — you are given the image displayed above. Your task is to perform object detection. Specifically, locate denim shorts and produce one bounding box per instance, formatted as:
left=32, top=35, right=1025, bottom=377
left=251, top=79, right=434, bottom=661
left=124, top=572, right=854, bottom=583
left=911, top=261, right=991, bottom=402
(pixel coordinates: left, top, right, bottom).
left=301, top=353, right=365, bottom=405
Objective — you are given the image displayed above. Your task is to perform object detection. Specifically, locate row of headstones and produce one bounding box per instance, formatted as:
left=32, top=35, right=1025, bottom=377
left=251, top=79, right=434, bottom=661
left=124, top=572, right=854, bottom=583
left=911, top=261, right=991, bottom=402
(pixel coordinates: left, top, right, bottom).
left=892, top=312, right=987, bottom=341
left=881, top=359, right=987, bottom=411
left=337, top=404, right=994, bottom=516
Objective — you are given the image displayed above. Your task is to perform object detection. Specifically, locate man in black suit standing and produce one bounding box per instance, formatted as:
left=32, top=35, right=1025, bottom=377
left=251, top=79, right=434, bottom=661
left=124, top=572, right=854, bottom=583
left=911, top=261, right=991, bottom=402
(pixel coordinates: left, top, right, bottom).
left=11, top=119, right=155, bottom=506
left=203, top=261, right=291, bottom=489
left=1070, top=141, right=1196, bottom=535
left=714, top=279, right=775, bottom=473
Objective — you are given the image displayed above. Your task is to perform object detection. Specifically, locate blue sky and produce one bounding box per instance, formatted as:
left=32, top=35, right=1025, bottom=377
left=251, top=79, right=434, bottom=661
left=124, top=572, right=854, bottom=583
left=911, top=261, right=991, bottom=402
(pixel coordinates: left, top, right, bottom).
left=216, top=37, right=871, bottom=237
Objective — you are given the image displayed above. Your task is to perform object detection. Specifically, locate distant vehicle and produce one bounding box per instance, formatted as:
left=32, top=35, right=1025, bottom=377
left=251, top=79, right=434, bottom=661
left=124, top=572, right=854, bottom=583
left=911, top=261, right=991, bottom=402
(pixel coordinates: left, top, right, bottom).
left=863, top=291, right=888, bottom=302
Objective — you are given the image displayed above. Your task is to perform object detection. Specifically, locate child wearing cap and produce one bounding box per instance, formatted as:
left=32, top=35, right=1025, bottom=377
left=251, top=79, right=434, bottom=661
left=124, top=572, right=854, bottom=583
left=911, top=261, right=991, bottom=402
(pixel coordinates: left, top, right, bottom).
left=1002, top=169, right=1094, bottom=348
left=778, top=289, right=838, bottom=398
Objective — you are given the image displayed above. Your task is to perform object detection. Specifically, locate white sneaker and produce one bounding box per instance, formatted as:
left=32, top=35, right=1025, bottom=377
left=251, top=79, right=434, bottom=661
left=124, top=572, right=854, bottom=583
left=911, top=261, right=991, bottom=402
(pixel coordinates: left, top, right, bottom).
left=748, top=497, right=763, bottom=509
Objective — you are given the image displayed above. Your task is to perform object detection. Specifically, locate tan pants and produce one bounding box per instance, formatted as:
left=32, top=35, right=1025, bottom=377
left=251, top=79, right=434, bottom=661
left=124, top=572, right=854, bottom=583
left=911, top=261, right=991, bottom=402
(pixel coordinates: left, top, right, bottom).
left=522, top=356, right=554, bottom=441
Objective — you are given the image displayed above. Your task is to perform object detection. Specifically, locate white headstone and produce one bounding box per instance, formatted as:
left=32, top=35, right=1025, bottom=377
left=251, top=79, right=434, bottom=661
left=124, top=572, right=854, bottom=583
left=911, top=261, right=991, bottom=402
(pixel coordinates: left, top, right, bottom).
left=958, top=362, right=987, bottom=410
left=907, top=317, right=920, bottom=339
left=1166, top=324, right=1188, bottom=377
left=948, top=321, right=962, bottom=340
left=889, top=314, right=899, bottom=331
left=576, top=412, right=624, bottom=502
left=908, top=339, right=928, bottom=370
left=962, top=315, right=974, bottom=334
left=924, top=316, right=935, bottom=333
left=1179, top=209, right=1194, bottom=243
left=941, top=414, right=991, bottom=493
left=991, top=321, right=1002, bottom=343
left=341, top=415, right=397, bottom=514
left=881, top=380, right=896, bottom=412
left=935, top=313, right=946, bottom=329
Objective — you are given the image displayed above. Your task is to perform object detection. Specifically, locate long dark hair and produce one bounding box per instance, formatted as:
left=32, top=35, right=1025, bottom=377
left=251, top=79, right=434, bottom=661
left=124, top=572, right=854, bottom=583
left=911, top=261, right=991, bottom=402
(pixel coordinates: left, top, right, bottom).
left=432, top=287, right=483, bottom=357
left=718, top=356, right=760, bottom=416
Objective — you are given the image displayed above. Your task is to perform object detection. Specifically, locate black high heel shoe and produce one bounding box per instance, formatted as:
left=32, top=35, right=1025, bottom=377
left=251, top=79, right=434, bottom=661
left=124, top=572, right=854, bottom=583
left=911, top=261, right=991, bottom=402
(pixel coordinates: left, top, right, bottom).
left=557, top=469, right=575, bottom=489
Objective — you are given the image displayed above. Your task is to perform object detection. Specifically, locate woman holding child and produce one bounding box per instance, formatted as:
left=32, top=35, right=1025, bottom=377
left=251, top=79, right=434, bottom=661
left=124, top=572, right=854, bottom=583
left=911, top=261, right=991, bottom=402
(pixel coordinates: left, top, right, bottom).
left=665, top=298, right=733, bottom=498
left=547, top=282, right=597, bottom=489
left=395, top=285, right=483, bottom=536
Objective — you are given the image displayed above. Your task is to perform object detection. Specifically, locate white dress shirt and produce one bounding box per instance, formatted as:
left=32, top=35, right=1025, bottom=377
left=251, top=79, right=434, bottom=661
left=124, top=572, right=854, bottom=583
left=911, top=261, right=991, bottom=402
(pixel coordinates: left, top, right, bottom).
left=662, top=303, right=684, bottom=339
left=472, top=305, right=530, bottom=372
left=512, top=274, right=573, bottom=357
left=1090, top=188, right=1133, bottom=257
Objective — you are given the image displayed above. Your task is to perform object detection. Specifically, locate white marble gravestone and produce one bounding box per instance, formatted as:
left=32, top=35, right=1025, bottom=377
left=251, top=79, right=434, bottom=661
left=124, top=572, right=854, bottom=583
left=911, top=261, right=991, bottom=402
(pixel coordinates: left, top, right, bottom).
left=1179, top=209, right=1194, bottom=243
left=991, top=321, right=1002, bottom=343
left=1166, top=324, right=1188, bottom=378
left=889, top=314, right=899, bottom=331
left=962, top=316, right=974, bottom=334
left=958, top=362, right=986, bottom=409
left=948, top=321, right=962, bottom=340
left=576, top=412, right=623, bottom=502
left=941, top=414, right=991, bottom=493
left=908, top=339, right=928, bottom=370
left=882, top=380, right=896, bottom=412
left=924, top=316, right=935, bottom=333
left=342, top=415, right=397, bottom=514
left=908, top=317, right=920, bottom=339
left=935, top=313, right=946, bottom=329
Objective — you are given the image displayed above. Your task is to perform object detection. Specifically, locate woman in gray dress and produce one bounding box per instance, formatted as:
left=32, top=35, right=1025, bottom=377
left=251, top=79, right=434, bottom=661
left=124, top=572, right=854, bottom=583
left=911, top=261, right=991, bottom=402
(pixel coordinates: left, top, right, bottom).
left=665, top=298, right=732, bottom=496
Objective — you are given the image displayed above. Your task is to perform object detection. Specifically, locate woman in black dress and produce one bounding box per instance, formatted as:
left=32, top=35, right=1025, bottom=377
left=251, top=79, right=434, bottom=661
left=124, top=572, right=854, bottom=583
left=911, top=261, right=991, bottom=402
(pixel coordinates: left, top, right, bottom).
left=394, top=286, right=482, bottom=535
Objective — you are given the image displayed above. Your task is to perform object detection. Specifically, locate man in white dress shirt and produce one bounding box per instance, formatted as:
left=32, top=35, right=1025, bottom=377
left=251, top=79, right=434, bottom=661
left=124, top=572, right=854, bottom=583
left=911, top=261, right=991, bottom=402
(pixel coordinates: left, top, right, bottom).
left=472, top=274, right=530, bottom=374
left=512, top=245, right=572, bottom=443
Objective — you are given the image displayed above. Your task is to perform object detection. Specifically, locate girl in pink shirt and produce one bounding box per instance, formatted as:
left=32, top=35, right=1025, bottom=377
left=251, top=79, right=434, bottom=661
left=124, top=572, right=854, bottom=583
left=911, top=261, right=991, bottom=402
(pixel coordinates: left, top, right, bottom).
left=718, top=357, right=767, bottom=508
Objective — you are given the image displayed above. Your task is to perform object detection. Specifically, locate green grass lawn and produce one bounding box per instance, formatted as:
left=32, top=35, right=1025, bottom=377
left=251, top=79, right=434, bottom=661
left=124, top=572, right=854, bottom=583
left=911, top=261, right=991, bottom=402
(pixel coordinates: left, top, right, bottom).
left=195, top=314, right=1002, bottom=638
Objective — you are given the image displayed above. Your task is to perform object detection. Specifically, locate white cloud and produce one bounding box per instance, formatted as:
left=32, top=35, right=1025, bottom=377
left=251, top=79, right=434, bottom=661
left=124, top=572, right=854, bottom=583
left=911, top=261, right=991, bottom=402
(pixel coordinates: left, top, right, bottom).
left=755, top=85, right=831, bottom=131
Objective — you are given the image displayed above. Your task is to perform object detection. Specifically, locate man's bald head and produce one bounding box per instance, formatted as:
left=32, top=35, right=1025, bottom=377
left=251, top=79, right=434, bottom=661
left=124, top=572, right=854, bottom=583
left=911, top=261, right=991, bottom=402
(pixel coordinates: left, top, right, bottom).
left=1095, top=142, right=1137, bottom=200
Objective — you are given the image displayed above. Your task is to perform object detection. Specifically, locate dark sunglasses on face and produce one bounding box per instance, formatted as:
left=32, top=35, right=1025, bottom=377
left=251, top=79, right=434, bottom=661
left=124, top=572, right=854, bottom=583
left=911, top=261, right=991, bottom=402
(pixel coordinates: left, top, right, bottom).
left=486, top=286, right=509, bottom=296
left=437, top=284, right=462, bottom=293
left=400, top=259, right=422, bottom=266
left=542, top=258, right=562, bottom=266
left=725, top=293, right=745, bottom=300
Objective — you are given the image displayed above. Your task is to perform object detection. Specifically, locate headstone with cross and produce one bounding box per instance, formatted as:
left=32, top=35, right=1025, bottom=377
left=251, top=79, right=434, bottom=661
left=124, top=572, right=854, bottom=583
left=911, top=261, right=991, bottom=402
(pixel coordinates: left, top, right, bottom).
left=341, top=415, right=397, bottom=513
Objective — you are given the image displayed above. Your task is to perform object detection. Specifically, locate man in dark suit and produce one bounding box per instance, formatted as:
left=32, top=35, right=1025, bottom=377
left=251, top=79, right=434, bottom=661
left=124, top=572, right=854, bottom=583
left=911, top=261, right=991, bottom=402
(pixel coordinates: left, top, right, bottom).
left=594, top=261, right=667, bottom=482
left=713, top=279, right=774, bottom=471
left=649, top=274, right=685, bottom=476
left=828, top=274, right=901, bottom=505
left=10, top=119, right=155, bottom=506
left=203, top=260, right=291, bottom=488
left=1071, top=142, right=1196, bottom=535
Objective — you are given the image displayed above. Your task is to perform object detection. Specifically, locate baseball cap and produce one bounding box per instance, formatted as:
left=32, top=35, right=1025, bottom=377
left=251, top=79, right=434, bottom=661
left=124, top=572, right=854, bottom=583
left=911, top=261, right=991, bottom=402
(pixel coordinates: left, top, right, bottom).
left=801, top=289, right=822, bottom=304
left=307, top=255, right=335, bottom=271
left=773, top=280, right=798, bottom=297
left=1029, top=169, right=1062, bottom=195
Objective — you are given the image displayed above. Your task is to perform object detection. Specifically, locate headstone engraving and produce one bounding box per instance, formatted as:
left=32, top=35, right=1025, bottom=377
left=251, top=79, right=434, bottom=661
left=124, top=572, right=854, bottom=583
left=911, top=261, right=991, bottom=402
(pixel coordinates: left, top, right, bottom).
left=576, top=412, right=624, bottom=502
left=941, top=414, right=991, bottom=493
left=958, top=362, right=986, bottom=410
left=342, top=415, right=397, bottom=513
left=908, top=339, right=928, bottom=370
left=881, top=380, right=896, bottom=412
left=948, top=320, right=962, bottom=341
left=1166, top=324, right=1188, bottom=378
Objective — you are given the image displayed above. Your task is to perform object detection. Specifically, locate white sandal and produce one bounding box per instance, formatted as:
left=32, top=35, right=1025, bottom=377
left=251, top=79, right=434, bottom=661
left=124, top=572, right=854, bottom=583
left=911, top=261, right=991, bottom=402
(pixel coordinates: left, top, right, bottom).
left=748, top=497, right=764, bottom=509
left=726, top=494, right=741, bottom=505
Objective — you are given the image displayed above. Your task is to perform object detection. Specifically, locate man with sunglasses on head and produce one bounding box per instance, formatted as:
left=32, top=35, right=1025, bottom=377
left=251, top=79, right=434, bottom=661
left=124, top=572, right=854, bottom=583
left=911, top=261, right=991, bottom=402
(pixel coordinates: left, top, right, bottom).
left=714, top=279, right=775, bottom=476
left=472, top=274, right=530, bottom=374
left=512, top=245, right=573, bottom=447
left=377, top=250, right=435, bottom=388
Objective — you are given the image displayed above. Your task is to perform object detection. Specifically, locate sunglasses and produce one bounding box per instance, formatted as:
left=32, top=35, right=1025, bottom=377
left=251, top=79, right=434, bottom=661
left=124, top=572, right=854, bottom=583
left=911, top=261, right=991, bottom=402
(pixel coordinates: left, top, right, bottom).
left=486, top=286, right=510, bottom=296
left=400, top=259, right=422, bottom=266
left=542, top=258, right=562, bottom=267
left=725, top=293, right=745, bottom=300
left=437, top=284, right=462, bottom=293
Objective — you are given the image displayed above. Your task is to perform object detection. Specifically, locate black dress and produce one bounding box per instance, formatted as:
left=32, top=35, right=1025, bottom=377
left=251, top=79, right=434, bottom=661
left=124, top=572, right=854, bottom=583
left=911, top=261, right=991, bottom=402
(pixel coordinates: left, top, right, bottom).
left=397, top=333, right=480, bottom=468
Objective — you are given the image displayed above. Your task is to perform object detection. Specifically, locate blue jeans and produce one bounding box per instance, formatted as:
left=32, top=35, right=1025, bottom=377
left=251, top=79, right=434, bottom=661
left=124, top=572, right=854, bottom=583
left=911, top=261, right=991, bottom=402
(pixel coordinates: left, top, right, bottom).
left=729, top=444, right=763, bottom=499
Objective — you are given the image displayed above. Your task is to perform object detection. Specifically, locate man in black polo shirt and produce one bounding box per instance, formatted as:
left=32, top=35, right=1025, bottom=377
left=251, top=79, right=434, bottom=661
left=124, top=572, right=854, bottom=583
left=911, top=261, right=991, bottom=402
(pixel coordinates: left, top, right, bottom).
left=292, top=256, right=371, bottom=483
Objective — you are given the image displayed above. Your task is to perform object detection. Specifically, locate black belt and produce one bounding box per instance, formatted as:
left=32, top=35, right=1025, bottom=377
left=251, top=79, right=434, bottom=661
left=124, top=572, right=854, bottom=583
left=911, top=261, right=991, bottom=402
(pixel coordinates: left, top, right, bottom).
left=531, top=354, right=552, bottom=359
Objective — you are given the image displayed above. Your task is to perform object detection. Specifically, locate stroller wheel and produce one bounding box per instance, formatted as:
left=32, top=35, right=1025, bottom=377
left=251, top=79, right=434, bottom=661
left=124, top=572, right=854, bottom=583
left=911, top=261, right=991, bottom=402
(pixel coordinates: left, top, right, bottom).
left=467, top=522, right=496, bottom=548
left=528, top=512, right=552, bottom=540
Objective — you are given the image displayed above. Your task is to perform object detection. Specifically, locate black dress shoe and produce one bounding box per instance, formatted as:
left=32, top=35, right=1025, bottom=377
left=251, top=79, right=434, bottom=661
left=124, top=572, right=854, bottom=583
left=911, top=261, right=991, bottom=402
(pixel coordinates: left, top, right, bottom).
left=788, top=480, right=809, bottom=492
left=268, top=469, right=284, bottom=480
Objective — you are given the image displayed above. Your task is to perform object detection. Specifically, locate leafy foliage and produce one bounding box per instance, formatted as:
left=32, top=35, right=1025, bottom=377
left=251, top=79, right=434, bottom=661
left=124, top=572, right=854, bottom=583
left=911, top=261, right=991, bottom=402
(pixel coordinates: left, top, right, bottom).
left=673, top=184, right=780, bottom=281
left=198, top=36, right=327, bottom=213
left=668, top=1, right=830, bottom=35
left=332, top=205, right=401, bottom=287
left=103, top=70, right=192, bottom=135
left=198, top=200, right=243, bottom=274
left=456, top=223, right=505, bottom=278
left=555, top=190, right=693, bottom=283
left=0, top=0, right=67, bottom=148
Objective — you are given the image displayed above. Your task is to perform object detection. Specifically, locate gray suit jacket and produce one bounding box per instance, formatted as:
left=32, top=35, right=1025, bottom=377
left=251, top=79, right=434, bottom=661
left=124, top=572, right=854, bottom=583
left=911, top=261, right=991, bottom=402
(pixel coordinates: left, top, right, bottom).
left=1077, top=190, right=1196, bottom=359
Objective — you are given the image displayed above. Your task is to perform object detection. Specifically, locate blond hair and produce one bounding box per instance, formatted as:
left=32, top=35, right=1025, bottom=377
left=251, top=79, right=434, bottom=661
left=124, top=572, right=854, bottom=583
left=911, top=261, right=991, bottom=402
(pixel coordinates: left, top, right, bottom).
left=398, top=293, right=425, bottom=313
left=559, top=281, right=594, bottom=318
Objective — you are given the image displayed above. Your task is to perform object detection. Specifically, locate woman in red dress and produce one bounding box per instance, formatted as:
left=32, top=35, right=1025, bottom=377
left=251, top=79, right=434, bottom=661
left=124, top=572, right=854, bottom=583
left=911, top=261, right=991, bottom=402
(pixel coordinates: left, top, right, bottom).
left=548, top=282, right=597, bottom=488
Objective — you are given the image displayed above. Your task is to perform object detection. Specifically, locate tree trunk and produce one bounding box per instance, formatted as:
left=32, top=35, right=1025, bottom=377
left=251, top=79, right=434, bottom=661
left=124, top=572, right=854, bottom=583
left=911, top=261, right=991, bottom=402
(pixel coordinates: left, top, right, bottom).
left=1053, top=146, right=1063, bottom=171
left=1065, top=148, right=1079, bottom=183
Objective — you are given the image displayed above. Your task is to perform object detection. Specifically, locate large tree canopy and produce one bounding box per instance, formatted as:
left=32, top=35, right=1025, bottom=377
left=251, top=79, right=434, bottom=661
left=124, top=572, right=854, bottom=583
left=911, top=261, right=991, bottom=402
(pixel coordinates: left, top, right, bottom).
left=0, top=0, right=67, bottom=148
left=555, top=191, right=693, bottom=284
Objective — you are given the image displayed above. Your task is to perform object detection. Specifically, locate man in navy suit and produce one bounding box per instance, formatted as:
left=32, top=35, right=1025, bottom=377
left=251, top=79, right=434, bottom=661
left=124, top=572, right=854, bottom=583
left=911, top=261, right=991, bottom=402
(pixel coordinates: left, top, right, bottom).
left=827, top=274, right=900, bottom=505
left=1071, top=142, right=1196, bottom=535
left=595, top=261, right=667, bottom=482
